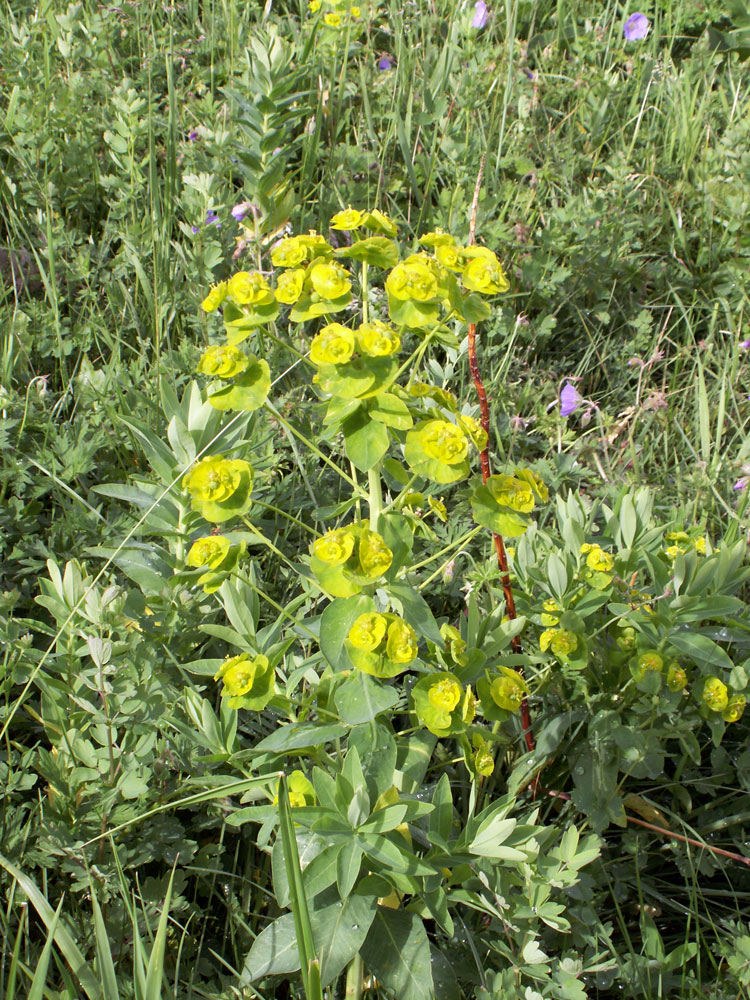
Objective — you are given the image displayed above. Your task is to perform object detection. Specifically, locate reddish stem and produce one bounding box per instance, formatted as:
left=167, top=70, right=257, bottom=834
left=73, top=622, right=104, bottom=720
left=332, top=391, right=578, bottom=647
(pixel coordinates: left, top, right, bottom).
left=468, top=321, right=534, bottom=754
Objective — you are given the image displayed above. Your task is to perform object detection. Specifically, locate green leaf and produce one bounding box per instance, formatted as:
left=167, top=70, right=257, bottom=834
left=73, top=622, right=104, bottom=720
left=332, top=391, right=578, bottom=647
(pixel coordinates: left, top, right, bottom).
left=241, top=912, right=302, bottom=980
left=386, top=581, right=443, bottom=645
left=240, top=896, right=376, bottom=989
left=361, top=909, right=434, bottom=1000
left=224, top=300, right=279, bottom=342
left=343, top=410, right=390, bottom=471
left=334, top=672, right=399, bottom=725
left=429, top=773, right=454, bottom=844
left=255, top=723, right=349, bottom=752
left=387, top=290, right=440, bottom=329
left=349, top=723, right=397, bottom=802
left=470, top=484, right=530, bottom=537
left=277, top=775, right=320, bottom=1000
left=207, top=357, right=271, bottom=411
left=395, top=731, right=437, bottom=794
left=368, top=392, right=413, bottom=430
left=469, top=816, right=527, bottom=860
left=336, top=838, right=364, bottom=899
left=667, top=631, right=734, bottom=670
left=319, top=595, right=375, bottom=672
left=317, top=357, right=398, bottom=400
left=335, top=236, right=399, bottom=268
left=289, top=290, right=352, bottom=323
left=316, top=894, right=377, bottom=986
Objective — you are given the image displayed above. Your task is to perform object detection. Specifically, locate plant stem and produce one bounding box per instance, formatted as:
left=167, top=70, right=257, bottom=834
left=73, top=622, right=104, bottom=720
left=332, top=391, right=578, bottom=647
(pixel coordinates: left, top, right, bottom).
left=368, top=466, right=383, bottom=532
left=345, top=954, right=364, bottom=999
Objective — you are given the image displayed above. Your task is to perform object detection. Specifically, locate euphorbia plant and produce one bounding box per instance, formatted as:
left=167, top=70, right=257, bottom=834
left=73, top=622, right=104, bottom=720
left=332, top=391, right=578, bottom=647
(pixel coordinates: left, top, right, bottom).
left=127, top=209, right=600, bottom=999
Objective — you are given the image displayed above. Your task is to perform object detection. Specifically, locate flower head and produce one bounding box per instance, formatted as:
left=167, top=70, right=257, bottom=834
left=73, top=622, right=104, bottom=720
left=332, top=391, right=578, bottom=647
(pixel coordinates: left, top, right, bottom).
left=702, top=676, right=728, bottom=712
left=201, top=282, right=228, bottom=312
left=197, top=345, right=249, bottom=378
left=624, top=12, right=649, bottom=41
left=723, top=694, right=746, bottom=724
left=231, top=200, right=254, bottom=222
left=349, top=613, right=388, bottom=652
left=330, top=207, right=364, bottom=230
left=461, top=248, right=508, bottom=294
left=187, top=535, right=231, bottom=569
left=490, top=668, right=527, bottom=712
left=309, top=323, right=355, bottom=366
left=215, top=652, right=275, bottom=709
left=472, top=0, right=488, bottom=29
left=560, top=381, right=583, bottom=417
left=227, top=271, right=273, bottom=307
left=183, top=455, right=254, bottom=522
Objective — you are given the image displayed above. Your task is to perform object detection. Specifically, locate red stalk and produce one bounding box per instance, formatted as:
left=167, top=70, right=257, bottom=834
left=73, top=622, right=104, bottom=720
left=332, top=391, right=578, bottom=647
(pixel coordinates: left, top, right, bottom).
left=467, top=157, right=534, bottom=754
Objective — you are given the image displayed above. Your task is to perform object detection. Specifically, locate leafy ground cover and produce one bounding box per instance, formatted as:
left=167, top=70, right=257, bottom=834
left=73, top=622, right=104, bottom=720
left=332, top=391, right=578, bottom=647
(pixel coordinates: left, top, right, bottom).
left=1, top=0, right=750, bottom=997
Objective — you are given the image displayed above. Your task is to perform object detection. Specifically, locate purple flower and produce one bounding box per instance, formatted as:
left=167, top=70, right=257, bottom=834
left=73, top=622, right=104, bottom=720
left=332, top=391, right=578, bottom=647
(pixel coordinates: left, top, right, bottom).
left=734, top=477, right=749, bottom=492
left=472, top=0, right=488, bottom=28
left=560, top=382, right=583, bottom=417
left=624, top=12, right=649, bottom=41
left=187, top=130, right=199, bottom=141
left=231, top=200, right=254, bottom=222
left=192, top=210, right=221, bottom=234
left=740, top=338, right=750, bottom=349
left=378, top=55, right=393, bottom=71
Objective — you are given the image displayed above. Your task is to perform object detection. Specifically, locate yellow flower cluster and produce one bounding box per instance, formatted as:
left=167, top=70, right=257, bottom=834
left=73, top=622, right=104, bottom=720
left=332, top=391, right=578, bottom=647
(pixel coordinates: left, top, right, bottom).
left=418, top=232, right=509, bottom=295
left=580, top=542, right=615, bottom=588
left=663, top=530, right=707, bottom=561
left=440, top=623, right=468, bottom=667
left=540, top=629, right=579, bottom=657
left=196, top=345, right=249, bottom=379
left=214, top=652, right=275, bottom=709
left=489, top=667, right=528, bottom=712
left=308, top=0, right=361, bottom=25
left=348, top=612, right=418, bottom=664
left=187, top=535, right=230, bottom=569
left=413, top=672, right=476, bottom=736
left=274, top=771, right=316, bottom=808
left=701, top=677, right=745, bottom=721
left=309, top=320, right=401, bottom=367
left=312, top=522, right=393, bottom=582
left=183, top=455, right=254, bottom=522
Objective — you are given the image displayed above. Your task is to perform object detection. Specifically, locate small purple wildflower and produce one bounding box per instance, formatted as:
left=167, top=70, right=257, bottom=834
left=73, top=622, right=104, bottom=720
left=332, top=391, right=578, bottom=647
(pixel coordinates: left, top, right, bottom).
left=560, top=382, right=584, bottom=418
left=739, top=338, right=750, bottom=349
left=187, top=130, right=199, bottom=141
left=193, top=210, right=221, bottom=234
left=231, top=200, right=254, bottom=222
left=472, top=0, right=488, bottom=28
left=378, top=55, right=393, bottom=71
left=734, top=477, right=749, bottom=492
left=624, top=12, right=649, bottom=41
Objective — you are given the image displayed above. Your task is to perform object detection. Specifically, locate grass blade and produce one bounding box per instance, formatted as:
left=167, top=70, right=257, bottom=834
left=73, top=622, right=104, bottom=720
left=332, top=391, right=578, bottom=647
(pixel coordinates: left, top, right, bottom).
left=26, top=899, right=62, bottom=1000
left=90, top=882, right=120, bottom=1000
left=0, top=855, right=102, bottom=1000
left=277, top=775, right=322, bottom=1000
